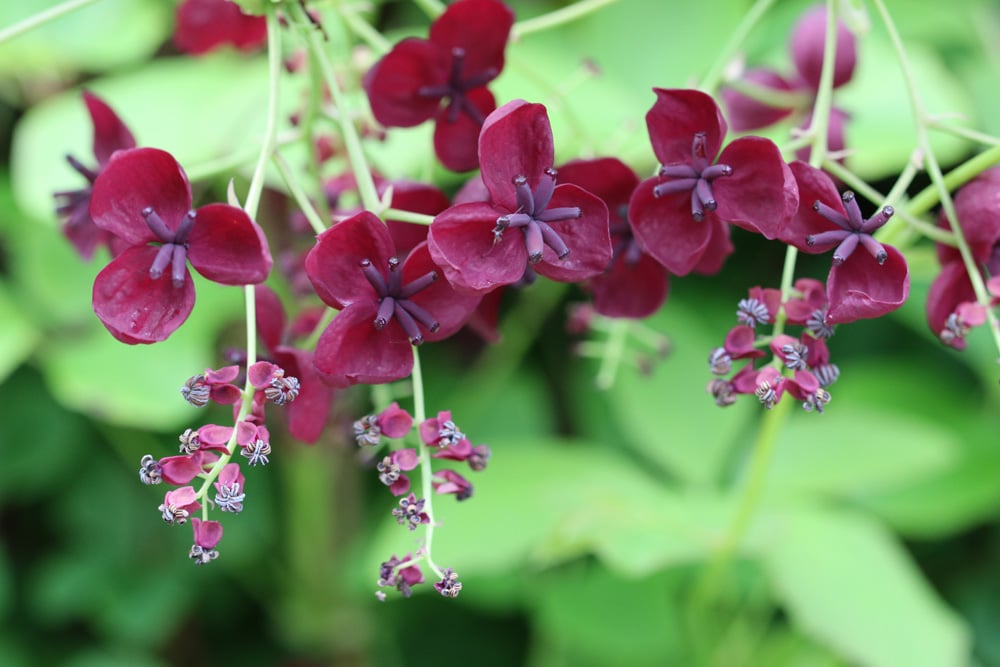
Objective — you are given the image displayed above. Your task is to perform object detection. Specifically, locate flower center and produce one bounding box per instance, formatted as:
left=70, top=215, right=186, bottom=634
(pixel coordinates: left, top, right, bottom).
left=492, top=168, right=581, bottom=264
left=360, top=257, right=440, bottom=345
left=609, top=204, right=643, bottom=268
left=652, top=131, right=733, bottom=221
left=806, top=191, right=894, bottom=265
left=417, top=47, right=498, bottom=125
left=142, top=206, right=196, bottom=287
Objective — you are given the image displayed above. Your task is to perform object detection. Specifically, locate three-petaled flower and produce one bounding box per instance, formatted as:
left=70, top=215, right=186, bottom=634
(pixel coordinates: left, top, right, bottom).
left=305, top=211, right=480, bottom=386
left=89, top=147, right=272, bottom=343
left=628, top=88, right=799, bottom=276
left=363, top=0, right=514, bottom=171
left=428, top=99, right=611, bottom=293
left=780, top=161, right=909, bottom=324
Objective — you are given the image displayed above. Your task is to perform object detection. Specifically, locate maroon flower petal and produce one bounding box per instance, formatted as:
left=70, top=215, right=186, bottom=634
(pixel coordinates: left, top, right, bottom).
left=936, top=166, right=1000, bottom=266
left=402, top=241, right=480, bottom=340
left=721, top=69, right=797, bottom=132
left=272, top=345, right=334, bottom=443
left=826, top=245, right=909, bottom=324
left=690, top=218, right=734, bottom=275
left=90, top=148, right=192, bottom=246
left=428, top=0, right=513, bottom=79
left=434, top=86, right=496, bottom=172
left=383, top=180, right=450, bottom=256
left=645, top=88, right=727, bottom=166
left=926, top=261, right=978, bottom=348
left=714, top=136, right=798, bottom=239
left=779, top=160, right=844, bottom=252
left=313, top=303, right=414, bottom=387
left=531, top=184, right=611, bottom=283
left=305, top=211, right=396, bottom=309
left=364, top=38, right=449, bottom=127
left=477, top=100, right=555, bottom=211
left=255, top=284, right=286, bottom=352
left=187, top=204, right=272, bottom=285
left=628, top=177, right=714, bottom=276
left=557, top=157, right=639, bottom=210
left=83, top=90, right=136, bottom=166
left=92, top=245, right=194, bottom=344
left=428, top=201, right=527, bottom=293
left=587, top=252, right=669, bottom=319
left=173, top=0, right=267, bottom=55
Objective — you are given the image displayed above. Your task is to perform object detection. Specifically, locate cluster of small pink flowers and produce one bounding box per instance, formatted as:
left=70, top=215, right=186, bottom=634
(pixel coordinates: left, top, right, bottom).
left=139, top=360, right=298, bottom=564
left=355, top=403, right=489, bottom=599
left=707, top=278, right=839, bottom=412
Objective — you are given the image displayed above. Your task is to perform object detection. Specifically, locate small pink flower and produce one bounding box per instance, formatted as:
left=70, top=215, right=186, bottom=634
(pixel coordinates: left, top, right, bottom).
left=159, top=486, right=201, bottom=525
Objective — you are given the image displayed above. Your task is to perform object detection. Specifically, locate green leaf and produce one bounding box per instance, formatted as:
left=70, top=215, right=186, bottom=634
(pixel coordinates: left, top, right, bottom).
left=0, top=281, right=39, bottom=383
left=762, top=508, right=970, bottom=667
left=604, top=300, right=755, bottom=485
left=764, top=407, right=956, bottom=500
left=0, top=0, right=171, bottom=81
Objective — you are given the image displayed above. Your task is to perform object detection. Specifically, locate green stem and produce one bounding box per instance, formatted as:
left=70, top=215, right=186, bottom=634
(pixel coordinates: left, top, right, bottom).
left=698, top=0, right=779, bottom=93
left=273, top=151, right=329, bottom=235
left=184, top=130, right=300, bottom=183
left=802, top=0, right=839, bottom=169
left=383, top=208, right=435, bottom=225
left=906, top=144, right=1000, bottom=217
left=872, top=0, right=1000, bottom=359
left=245, top=5, right=284, bottom=219
left=293, top=1, right=381, bottom=212
left=512, top=0, right=619, bottom=40
left=412, top=0, right=445, bottom=19
left=721, top=77, right=811, bottom=110
left=335, top=0, right=391, bottom=54
left=411, top=348, right=445, bottom=580
left=595, top=318, right=628, bottom=390
left=690, top=397, right=792, bottom=608
left=930, top=119, right=1000, bottom=148
left=0, top=0, right=100, bottom=45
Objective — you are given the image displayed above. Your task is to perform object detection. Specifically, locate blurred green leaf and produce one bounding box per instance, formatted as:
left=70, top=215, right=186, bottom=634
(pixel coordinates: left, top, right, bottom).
left=764, top=407, right=956, bottom=500
left=0, top=0, right=171, bottom=82
left=762, top=508, right=970, bottom=667
left=0, top=281, right=39, bottom=383
left=604, top=300, right=755, bottom=485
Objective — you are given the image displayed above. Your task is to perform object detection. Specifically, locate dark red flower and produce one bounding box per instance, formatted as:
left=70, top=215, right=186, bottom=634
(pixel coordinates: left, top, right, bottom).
left=781, top=161, right=908, bottom=324
left=363, top=0, right=514, bottom=172
left=173, top=0, right=267, bottom=55
left=628, top=88, right=798, bottom=276
left=428, top=99, right=611, bottom=293
left=305, top=211, right=480, bottom=386
left=89, top=147, right=272, bottom=343
left=54, top=91, right=137, bottom=260
left=254, top=286, right=334, bottom=444
left=927, top=167, right=1000, bottom=348
left=557, top=157, right=669, bottom=319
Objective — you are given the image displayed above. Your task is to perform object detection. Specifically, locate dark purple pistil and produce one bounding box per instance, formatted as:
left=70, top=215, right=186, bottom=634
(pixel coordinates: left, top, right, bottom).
left=142, top=207, right=196, bottom=287
left=807, top=191, right=893, bottom=265
left=417, top=47, right=497, bottom=125
left=360, top=257, right=440, bottom=345
left=610, top=204, right=642, bottom=268
left=492, top=168, right=580, bottom=263
left=53, top=155, right=100, bottom=222
left=652, top=131, right=732, bottom=222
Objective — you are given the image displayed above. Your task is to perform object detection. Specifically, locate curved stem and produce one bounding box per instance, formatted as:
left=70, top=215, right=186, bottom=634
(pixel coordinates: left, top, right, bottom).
left=512, top=0, right=620, bottom=40
left=595, top=318, right=628, bottom=390
left=0, top=0, right=100, bottom=45
left=698, top=0, right=779, bottom=94
left=906, top=144, right=1000, bottom=217
left=272, top=150, right=328, bottom=235
left=411, top=348, right=445, bottom=580
left=245, top=5, right=284, bottom=219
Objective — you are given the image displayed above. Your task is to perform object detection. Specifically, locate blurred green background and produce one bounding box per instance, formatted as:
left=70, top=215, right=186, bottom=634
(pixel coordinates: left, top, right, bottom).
left=2, top=0, right=1000, bottom=665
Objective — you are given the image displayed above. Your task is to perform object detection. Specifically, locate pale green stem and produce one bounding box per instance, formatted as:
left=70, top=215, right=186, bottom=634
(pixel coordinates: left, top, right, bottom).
left=698, top=0, right=779, bottom=93
left=512, top=0, right=619, bottom=40
left=872, top=0, right=1000, bottom=358
left=293, top=1, right=381, bottom=212
left=595, top=318, right=628, bottom=390
left=383, top=208, right=435, bottom=225
left=930, top=119, right=1000, bottom=148
left=691, top=397, right=792, bottom=609
left=273, top=151, right=329, bottom=235
left=0, top=0, right=100, bottom=45
left=184, top=130, right=300, bottom=183
left=245, top=6, right=284, bottom=219
left=906, top=144, right=1000, bottom=217
left=336, top=0, right=391, bottom=54
left=802, top=0, right=839, bottom=169
left=412, top=0, right=445, bottom=20
left=721, top=77, right=812, bottom=110
left=411, top=347, right=446, bottom=580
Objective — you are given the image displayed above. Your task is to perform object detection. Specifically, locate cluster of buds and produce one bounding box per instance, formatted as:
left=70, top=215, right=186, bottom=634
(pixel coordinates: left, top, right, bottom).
left=354, top=404, right=490, bottom=599
left=707, top=278, right=839, bottom=412
left=140, top=361, right=298, bottom=564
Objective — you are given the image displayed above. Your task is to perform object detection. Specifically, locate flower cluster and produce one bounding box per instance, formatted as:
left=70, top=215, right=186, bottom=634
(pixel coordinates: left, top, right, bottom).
left=139, top=361, right=299, bottom=563
left=354, top=403, right=489, bottom=599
